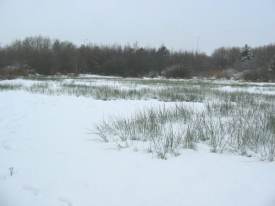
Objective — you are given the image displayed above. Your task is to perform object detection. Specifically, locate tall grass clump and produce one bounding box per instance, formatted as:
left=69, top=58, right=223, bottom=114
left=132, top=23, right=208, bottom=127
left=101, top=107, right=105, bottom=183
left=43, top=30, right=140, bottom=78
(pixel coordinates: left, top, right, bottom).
left=95, top=105, right=194, bottom=159
left=96, top=95, right=275, bottom=160
left=26, top=83, right=55, bottom=95
left=191, top=99, right=275, bottom=160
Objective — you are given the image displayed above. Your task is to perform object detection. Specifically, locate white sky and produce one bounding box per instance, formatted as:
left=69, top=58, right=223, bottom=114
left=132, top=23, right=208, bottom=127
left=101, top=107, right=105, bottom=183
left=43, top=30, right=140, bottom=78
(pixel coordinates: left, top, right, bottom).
left=0, top=0, right=274, bottom=54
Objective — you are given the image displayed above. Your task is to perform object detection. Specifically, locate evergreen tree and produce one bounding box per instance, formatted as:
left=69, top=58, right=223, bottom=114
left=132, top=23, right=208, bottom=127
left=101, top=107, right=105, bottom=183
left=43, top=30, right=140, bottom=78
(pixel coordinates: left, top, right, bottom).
left=239, top=44, right=256, bottom=71
left=240, top=44, right=253, bottom=62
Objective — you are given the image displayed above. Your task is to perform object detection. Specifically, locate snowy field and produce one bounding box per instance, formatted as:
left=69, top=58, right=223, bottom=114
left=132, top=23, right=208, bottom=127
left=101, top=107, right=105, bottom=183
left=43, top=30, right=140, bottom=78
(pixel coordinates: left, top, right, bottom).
left=1, top=76, right=275, bottom=206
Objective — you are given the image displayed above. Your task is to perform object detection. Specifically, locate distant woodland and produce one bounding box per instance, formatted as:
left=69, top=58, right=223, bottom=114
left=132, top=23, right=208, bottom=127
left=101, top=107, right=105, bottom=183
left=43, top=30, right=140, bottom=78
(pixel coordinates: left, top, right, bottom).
left=0, top=36, right=275, bottom=81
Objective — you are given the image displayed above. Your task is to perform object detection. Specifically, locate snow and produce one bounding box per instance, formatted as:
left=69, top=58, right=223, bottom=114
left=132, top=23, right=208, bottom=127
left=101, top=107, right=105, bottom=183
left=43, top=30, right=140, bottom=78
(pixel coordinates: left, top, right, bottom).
left=1, top=77, right=275, bottom=95
left=0, top=79, right=43, bottom=87
left=1, top=86, right=275, bottom=206
left=0, top=78, right=164, bottom=91
left=217, top=85, right=275, bottom=95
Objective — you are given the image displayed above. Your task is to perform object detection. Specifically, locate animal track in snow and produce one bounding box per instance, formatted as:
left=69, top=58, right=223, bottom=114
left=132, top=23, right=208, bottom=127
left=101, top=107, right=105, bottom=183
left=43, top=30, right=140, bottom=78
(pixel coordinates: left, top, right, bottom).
left=58, top=197, right=73, bottom=206
left=1, top=140, right=12, bottom=151
left=22, top=185, right=40, bottom=196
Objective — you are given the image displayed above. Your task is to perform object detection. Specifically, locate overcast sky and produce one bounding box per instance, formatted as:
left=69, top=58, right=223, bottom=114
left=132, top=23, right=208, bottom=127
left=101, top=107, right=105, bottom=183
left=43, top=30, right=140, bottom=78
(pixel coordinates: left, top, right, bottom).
left=0, top=0, right=274, bottom=54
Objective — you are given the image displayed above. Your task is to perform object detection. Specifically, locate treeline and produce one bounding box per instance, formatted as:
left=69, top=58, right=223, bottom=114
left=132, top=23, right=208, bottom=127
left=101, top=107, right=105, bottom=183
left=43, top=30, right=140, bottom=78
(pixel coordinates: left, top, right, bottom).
left=0, top=36, right=275, bottom=81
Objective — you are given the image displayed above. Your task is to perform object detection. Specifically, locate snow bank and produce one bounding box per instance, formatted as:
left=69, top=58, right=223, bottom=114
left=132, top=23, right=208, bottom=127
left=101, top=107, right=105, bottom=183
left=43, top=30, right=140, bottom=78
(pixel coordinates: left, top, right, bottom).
left=0, top=91, right=275, bottom=206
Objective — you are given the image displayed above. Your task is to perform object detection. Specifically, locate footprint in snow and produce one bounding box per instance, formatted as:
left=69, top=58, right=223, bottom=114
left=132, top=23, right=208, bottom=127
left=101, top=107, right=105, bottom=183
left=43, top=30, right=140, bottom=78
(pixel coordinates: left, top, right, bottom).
left=58, top=197, right=73, bottom=206
left=2, top=141, right=12, bottom=151
left=22, top=185, right=40, bottom=196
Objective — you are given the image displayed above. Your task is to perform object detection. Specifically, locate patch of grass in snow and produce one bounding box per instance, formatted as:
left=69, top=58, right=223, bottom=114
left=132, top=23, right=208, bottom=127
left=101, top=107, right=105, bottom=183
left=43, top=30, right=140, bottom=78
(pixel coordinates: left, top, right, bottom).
left=23, top=75, right=74, bottom=81
left=96, top=105, right=193, bottom=159
left=1, top=76, right=275, bottom=160
left=197, top=101, right=274, bottom=157
left=61, top=84, right=148, bottom=100
left=0, top=83, right=22, bottom=91
left=53, top=82, right=209, bottom=102
left=26, top=82, right=54, bottom=94
left=2, top=76, right=275, bottom=103
left=96, top=99, right=275, bottom=161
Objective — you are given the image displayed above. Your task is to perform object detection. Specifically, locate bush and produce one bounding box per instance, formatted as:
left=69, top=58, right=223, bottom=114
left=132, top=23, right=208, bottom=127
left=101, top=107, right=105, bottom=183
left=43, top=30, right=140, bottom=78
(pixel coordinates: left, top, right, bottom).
left=0, top=64, right=33, bottom=79
left=161, top=65, right=191, bottom=78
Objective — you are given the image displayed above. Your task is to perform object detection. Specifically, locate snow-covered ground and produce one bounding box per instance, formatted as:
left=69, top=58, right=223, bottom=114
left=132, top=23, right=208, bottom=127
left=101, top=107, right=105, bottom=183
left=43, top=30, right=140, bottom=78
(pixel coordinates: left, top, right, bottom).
left=217, top=85, right=275, bottom=95
left=1, top=77, right=275, bottom=95
left=1, top=77, right=275, bottom=206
